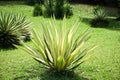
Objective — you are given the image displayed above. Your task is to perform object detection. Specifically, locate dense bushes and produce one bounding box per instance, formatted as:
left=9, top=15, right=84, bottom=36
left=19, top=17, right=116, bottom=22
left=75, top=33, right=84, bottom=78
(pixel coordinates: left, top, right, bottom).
left=116, top=0, right=120, bottom=21
left=64, top=3, right=73, bottom=18
left=33, top=0, right=73, bottom=19
left=116, top=10, right=120, bottom=21
left=43, top=0, right=54, bottom=17
left=0, top=12, right=31, bottom=48
left=26, top=0, right=43, bottom=5
left=33, top=4, right=42, bottom=16
left=54, top=0, right=65, bottom=19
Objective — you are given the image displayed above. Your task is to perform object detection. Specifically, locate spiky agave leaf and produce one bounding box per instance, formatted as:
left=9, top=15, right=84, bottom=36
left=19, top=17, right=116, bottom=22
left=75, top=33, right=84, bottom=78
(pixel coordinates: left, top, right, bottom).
left=22, top=17, right=96, bottom=72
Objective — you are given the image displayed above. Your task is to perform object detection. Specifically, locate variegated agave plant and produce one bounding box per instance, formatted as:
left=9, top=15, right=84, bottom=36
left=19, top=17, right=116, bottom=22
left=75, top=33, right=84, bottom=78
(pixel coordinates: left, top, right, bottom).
left=21, top=18, right=96, bottom=72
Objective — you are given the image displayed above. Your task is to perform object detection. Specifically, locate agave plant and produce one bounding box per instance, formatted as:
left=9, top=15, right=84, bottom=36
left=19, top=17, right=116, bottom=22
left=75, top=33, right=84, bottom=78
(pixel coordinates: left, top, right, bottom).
left=91, top=6, right=109, bottom=27
left=21, top=18, right=96, bottom=72
left=93, top=6, right=107, bottom=19
left=0, top=12, right=31, bottom=48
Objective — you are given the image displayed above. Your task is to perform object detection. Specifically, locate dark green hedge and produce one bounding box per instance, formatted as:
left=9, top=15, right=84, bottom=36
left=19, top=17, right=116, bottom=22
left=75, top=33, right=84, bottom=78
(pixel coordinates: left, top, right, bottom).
left=0, top=0, right=43, bottom=5
left=0, top=0, right=27, bottom=1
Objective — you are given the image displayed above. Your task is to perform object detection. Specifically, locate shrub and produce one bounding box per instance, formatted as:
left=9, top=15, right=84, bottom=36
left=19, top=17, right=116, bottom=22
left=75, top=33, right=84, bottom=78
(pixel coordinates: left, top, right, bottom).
left=26, top=0, right=35, bottom=5
left=34, top=0, right=73, bottom=19
left=42, top=0, right=54, bottom=17
left=116, top=10, right=120, bottom=21
left=20, top=18, right=96, bottom=72
left=26, top=0, right=43, bottom=5
left=0, top=12, right=31, bottom=48
left=54, top=0, right=64, bottom=19
left=64, top=3, right=73, bottom=18
left=91, top=6, right=109, bottom=27
left=33, top=4, right=42, bottom=16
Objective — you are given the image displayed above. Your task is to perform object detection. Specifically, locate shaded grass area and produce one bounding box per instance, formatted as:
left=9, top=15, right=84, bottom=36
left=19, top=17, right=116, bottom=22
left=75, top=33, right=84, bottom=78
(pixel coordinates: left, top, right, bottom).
left=82, top=17, right=120, bottom=31
left=0, top=3, right=120, bottom=80
left=14, top=69, right=88, bottom=80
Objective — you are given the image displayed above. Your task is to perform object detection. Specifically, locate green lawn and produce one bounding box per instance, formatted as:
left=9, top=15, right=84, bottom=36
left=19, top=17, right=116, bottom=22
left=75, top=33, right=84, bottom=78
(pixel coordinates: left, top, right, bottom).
left=0, top=3, right=120, bottom=80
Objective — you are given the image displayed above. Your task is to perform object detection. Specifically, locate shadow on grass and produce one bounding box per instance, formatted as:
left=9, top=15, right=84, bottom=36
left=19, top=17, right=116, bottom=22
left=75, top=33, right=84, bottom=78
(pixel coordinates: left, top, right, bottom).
left=0, top=47, right=17, bottom=51
left=0, top=40, right=31, bottom=51
left=81, top=17, right=120, bottom=31
left=0, top=44, right=21, bottom=51
left=39, top=70, right=89, bottom=80
left=14, top=67, right=89, bottom=80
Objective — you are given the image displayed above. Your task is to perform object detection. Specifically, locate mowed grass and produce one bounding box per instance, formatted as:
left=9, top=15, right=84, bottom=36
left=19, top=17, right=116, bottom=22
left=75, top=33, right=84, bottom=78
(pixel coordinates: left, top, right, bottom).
left=0, top=3, right=120, bottom=80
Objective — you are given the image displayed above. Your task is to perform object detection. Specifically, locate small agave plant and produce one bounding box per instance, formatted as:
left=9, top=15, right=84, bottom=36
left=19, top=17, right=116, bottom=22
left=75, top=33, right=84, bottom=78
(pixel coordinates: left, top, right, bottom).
left=91, top=6, right=109, bottom=27
left=21, top=17, right=96, bottom=72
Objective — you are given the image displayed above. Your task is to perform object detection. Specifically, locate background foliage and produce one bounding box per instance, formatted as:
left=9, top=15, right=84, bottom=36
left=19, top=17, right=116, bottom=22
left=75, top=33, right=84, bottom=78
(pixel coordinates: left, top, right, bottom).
left=33, top=0, right=73, bottom=19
